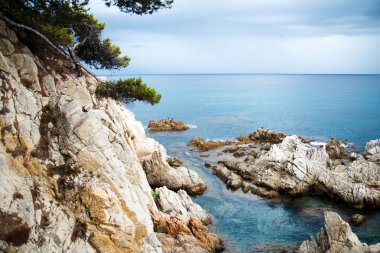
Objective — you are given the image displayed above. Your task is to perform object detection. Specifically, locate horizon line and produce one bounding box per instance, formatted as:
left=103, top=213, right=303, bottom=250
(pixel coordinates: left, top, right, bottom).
left=96, top=73, right=380, bottom=77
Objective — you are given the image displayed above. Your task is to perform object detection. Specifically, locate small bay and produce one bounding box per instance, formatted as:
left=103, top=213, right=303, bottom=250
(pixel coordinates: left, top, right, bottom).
left=122, top=74, right=380, bottom=252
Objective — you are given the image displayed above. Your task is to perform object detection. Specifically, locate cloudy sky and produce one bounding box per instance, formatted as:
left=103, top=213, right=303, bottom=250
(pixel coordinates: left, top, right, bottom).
left=90, top=0, right=380, bottom=74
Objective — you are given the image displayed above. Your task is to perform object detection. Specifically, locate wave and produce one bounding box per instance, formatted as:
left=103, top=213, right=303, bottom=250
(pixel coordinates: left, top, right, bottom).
left=187, top=124, right=198, bottom=129
left=310, top=141, right=354, bottom=149
left=310, top=141, right=326, bottom=147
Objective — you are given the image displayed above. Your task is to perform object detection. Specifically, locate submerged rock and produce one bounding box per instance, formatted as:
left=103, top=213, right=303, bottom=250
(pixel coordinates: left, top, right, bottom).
left=299, top=212, right=379, bottom=253
left=350, top=214, right=366, bottom=226
left=148, top=119, right=189, bottom=131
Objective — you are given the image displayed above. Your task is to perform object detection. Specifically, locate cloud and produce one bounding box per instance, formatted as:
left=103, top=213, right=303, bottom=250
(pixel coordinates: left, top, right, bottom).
left=89, top=0, right=380, bottom=74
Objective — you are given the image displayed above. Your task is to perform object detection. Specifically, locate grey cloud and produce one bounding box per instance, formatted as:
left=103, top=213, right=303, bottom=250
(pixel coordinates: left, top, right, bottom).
left=93, top=0, right=380, bottom=37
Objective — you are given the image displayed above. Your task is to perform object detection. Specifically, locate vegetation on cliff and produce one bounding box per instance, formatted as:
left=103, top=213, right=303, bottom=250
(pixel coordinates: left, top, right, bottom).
left=95, top=77, right=161, bottom=105
left=0, top=0, right=168, bottom=104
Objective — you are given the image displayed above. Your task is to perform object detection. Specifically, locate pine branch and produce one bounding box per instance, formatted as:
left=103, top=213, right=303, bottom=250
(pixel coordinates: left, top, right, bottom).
left=0, top=12, right=103, bottom=82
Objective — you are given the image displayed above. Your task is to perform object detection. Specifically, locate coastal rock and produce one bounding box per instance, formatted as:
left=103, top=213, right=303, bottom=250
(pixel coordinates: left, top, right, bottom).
left=167, top=156, right=183, bottom=167
left=350, top=214, right=366, bottom=226
left=141, top=151, right=207, bottom=195
left=298, top=211, right=378, bottom=253
left=211, top=165, right=243, bottom=191
left=0, top=20, right=218, bottom=252
left=326, top=137, right=345, bottom=159
left=148, top=119, right=189, bottom=131
left=248, top=128, right=287, bottom=144
left=201, top=133, right=380, bottom=208
left=188, top=137, right=234, bottom=151
left=156, top=186, right=211, bottom=225
left=150, top=208, right=224, bottom=253
left=365, top=139, right=380, bottom=162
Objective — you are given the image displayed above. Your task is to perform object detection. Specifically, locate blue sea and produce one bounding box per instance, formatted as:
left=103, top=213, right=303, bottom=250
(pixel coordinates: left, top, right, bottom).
left=122, top=74, right=380, bottom=252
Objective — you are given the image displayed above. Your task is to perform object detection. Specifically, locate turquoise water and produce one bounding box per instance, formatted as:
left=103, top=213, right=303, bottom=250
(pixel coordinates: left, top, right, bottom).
left=123, top=74, right=380, bottom=252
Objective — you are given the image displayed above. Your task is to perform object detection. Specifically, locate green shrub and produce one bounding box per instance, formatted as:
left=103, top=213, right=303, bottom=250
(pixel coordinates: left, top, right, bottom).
left=96, top=77, right=161, bottom=105
left=151, top=190, right=160, bottom=201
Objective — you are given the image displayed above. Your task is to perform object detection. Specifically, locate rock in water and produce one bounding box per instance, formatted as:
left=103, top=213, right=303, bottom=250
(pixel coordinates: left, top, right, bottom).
left=326, top=136, right=345, bottom=159
left=147, top=119, right=189, bottom=131
left=350, top=214, right=366, bottom=226
left=199, top=133, right=380, bottom=209
left=188, top=136, right=234, bottom=151
left=248, top=128, right=287, bottom=144
left=299, top=212, right=380, bottom=253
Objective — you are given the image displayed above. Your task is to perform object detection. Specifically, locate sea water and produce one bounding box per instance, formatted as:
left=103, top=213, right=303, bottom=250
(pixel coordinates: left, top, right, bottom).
left=121, top=74, right=380, bottom=252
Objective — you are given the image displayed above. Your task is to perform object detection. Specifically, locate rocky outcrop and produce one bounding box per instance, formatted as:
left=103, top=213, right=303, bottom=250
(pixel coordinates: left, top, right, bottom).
left=299, top=211, right=380, bottom=253
left=248, top=128, right=287, bottom=144
left=200, top=131, right=380, bottom=208
left=326, top=137, right=345, bottom=159
left=141, top=151, right=206, bottom=195
left=0, top=19, right=218, bottom=252
left=148, top=119, right=189, bottom=131
left=190, top=129, right=287, bottom=152
left=188, top=137, right=234, bottom=151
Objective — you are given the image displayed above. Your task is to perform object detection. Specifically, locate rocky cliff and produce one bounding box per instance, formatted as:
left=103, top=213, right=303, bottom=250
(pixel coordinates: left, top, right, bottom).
left=0, top=19, right=222, bottom=252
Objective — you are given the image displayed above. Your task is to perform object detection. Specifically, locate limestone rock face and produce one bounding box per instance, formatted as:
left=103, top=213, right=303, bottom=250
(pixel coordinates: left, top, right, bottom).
left=299, top=211, right=379, bottom=253
left=0, top=20, right=216, bottom=252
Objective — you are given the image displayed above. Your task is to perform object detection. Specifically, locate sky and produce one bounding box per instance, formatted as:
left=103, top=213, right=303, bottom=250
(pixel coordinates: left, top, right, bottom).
left=90, top=0, right=380, bottom=74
